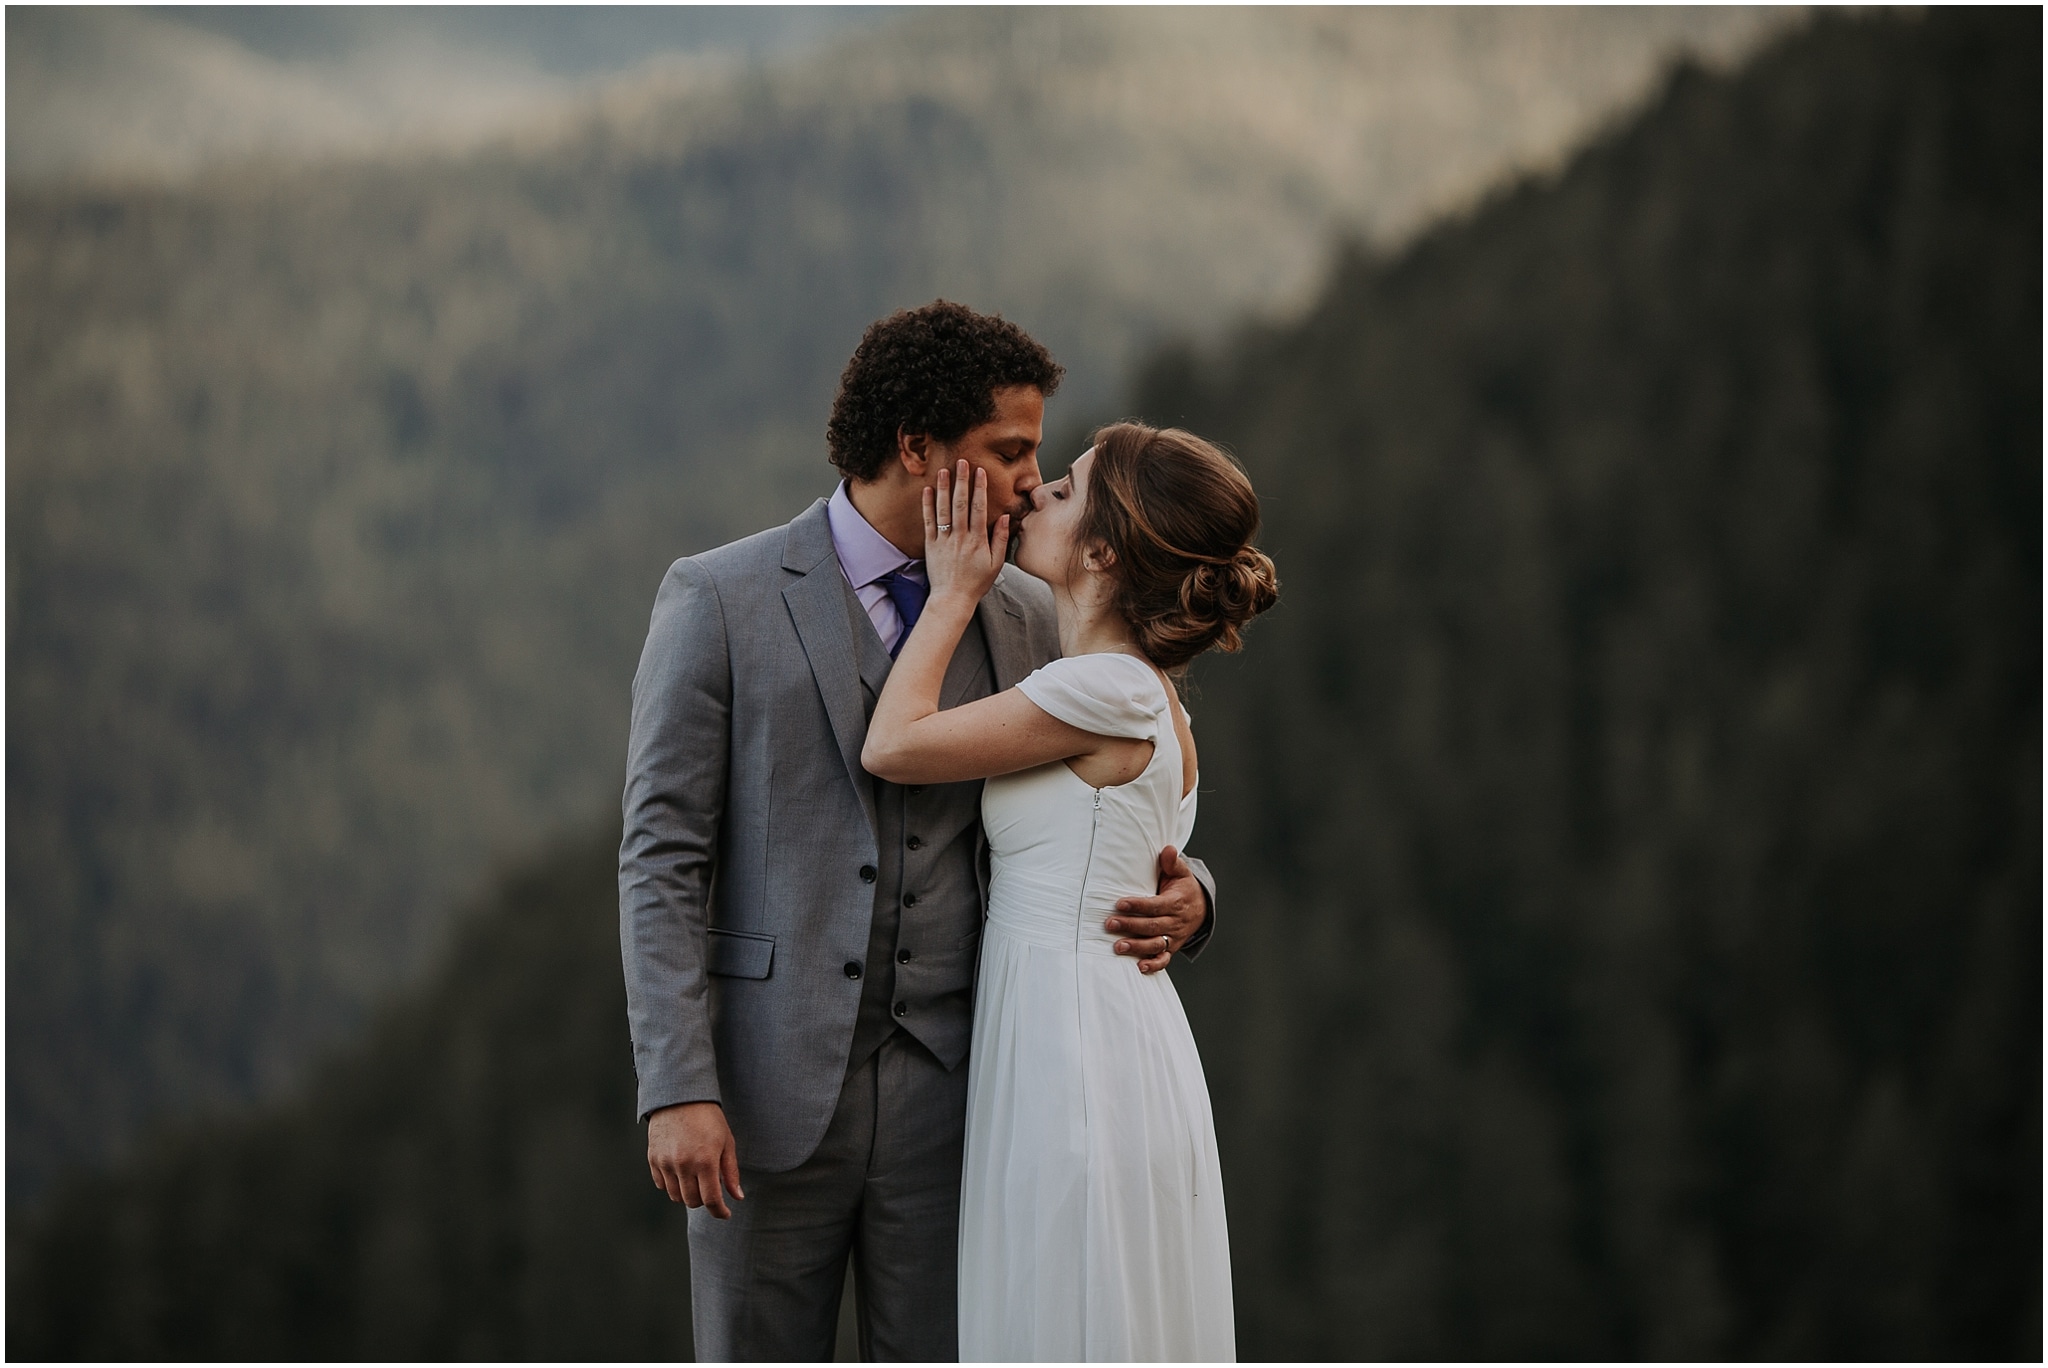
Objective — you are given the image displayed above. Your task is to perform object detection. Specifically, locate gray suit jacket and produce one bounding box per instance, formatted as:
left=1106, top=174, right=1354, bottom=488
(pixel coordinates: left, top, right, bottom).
left=620, top=497, right=1214, bottom=1173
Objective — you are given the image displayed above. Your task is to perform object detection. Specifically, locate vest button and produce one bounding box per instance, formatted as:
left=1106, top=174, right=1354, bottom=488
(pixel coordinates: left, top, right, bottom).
left=902, top=892, right=918, bottom=908
left=897, top=948, right=913, bottom=964
left=858, top=865, right=877, bottom=883
left=893, top=1001, right=908, bottom=1018
left=909, top=786, right=926, bottom=795
left=906, top=835, right=923, bottom=850
left=844, top=961, right=862, bottom=980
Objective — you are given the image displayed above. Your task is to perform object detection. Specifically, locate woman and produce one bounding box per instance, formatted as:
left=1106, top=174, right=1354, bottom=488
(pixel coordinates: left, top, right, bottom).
left=862, top=421, right=1278, bottom=1361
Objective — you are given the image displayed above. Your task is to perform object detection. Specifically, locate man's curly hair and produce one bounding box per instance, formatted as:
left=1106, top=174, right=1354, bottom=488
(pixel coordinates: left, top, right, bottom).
left=826, top=301, right=1064, bottom=482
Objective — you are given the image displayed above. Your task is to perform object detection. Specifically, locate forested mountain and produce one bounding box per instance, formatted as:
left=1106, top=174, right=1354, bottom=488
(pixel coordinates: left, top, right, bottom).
left=11, top=8, right=2035, bottom=1360
left=6, top=6, right=1788, bottom=1201
left=1148, top=7, right=2039, bottom=1357
left=10, top=831, right=694, bottom=1360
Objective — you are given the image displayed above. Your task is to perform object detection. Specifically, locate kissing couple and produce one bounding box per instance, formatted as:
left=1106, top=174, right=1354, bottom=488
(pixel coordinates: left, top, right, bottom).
left=620, top=300, right=1278, bottom=1362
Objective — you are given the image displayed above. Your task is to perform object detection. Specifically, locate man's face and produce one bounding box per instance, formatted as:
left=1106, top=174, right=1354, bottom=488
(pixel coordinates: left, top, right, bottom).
left=925, top=384, right=1045, bottom=528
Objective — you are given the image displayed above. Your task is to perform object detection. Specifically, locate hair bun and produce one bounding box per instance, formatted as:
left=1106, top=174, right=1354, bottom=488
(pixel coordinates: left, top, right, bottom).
left=1174, top=548, right=1280, bottom=655
left=1082, top=421, right=1280, bottom=671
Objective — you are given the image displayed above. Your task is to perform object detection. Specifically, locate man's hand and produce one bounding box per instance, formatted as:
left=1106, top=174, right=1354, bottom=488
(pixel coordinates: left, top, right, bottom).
left=648, top=1101, right=744, bottom=1217
left=1107, top=845, right=1207, bottom=974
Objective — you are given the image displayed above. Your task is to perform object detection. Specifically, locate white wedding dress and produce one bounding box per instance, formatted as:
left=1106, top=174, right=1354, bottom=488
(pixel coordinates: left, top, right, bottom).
left=959, top=652, right=1235, bottom=1362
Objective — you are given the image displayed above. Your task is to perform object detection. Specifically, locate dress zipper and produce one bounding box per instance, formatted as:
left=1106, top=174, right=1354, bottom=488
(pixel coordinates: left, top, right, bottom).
left=1075, top=789, right=1102, bottom=946
left=1073, top=785, right=1104, bottom=1339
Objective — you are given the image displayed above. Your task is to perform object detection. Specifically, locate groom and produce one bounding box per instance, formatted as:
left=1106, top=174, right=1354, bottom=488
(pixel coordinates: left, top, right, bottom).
left=620, top=300, right=1216, bottom=1361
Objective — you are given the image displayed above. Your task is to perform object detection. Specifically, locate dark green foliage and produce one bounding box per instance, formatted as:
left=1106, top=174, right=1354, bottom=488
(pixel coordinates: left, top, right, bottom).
left=8, top=9, right=2037, bottom=1360
left=8, top=830, right=695, bottom=1359
left=1150, top=8, right=2039, bottom=1358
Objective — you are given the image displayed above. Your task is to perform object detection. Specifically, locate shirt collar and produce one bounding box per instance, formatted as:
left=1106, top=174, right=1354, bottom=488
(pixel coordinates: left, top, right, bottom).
left=827, top=480, right=922, bottom=589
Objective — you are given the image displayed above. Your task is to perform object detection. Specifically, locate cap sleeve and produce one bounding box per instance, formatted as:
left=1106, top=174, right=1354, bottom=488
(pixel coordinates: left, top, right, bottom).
left=1015, top=653, right=1167, bottom=740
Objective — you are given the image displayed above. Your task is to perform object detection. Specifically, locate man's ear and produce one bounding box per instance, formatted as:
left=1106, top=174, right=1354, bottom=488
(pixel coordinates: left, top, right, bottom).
left=896, top=427, right=933, bottom=477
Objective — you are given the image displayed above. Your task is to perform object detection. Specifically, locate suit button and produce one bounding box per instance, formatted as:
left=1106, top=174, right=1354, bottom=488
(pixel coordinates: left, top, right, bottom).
left=909, top=786, right=926, bottom=795
left=858, top=865, right=877, bottom=883
left=906, top=835, right=923, bottom=850
left=893, top=1001, right=908, bottom=1018
left=844, top=961, right=862, bottom=980
left=897, top=948, right=913, bottom=964
left=902, top=892, right=918, bottom=908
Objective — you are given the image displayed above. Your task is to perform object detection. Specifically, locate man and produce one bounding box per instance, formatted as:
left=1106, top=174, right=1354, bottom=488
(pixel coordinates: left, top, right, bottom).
left=620, top=300, right=1215, bottom=1361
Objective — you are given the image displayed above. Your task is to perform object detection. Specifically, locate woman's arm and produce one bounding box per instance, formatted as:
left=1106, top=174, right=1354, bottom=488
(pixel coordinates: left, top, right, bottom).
left=864, top=684, right=1105, bottom=785
left=862, top=462, right=1109, bottom=785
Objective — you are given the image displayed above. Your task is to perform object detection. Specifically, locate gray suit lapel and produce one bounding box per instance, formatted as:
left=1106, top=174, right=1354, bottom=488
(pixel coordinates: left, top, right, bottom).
left=850, top=591, right=893, bottom=702
left=852, top=580, right=991, bottom=711
left=939, top=612, right=992, bottom=709
left=979, top=569, right=1035, bottom=693
left=782, top=501, right=879, bottom=836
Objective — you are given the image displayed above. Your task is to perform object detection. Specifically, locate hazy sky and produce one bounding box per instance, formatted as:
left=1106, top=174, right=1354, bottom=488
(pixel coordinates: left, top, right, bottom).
left=7, top=6, right=897, bottom=183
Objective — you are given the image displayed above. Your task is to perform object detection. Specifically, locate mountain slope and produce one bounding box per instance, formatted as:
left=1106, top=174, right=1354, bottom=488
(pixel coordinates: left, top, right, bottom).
left=6, top=6, right=1790, bottom=1199
left=1140, top=8, right=2039, bottom=1357
left=8, top=829, right=695, bottom=1360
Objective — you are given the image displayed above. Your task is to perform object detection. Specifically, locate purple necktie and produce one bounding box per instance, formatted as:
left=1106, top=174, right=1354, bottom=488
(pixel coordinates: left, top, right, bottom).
left=878, top=568, right=928, bottom=658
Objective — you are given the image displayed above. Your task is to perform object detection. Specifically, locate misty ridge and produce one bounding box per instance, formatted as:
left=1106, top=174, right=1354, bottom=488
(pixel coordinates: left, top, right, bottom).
left=7, top=8, right=2037, bottom=1359
left=6, top=4, right=1794, bottom=1204
left=4, top=6, right=873, bottom=184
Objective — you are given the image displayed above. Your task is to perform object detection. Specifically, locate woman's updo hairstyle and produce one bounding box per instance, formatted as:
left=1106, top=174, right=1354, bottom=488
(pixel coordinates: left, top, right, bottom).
left=1080, top=421, right=1279, bottom=672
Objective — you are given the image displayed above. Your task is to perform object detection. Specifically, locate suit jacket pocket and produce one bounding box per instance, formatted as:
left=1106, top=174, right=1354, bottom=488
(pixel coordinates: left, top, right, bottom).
left=707, top=928, right=775, bottom=980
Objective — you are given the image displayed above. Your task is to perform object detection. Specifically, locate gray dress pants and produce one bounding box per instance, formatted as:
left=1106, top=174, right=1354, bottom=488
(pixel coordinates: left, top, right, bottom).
left=688, top=1032, right=968, bottom=1361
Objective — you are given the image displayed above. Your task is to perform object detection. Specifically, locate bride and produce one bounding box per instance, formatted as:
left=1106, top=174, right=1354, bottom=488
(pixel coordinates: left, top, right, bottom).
left=862, top=422, right=1278, bottom=1362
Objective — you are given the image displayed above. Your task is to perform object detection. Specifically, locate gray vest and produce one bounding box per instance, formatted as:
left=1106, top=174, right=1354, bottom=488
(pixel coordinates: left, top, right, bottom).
left=845, top=578, right=995, bottom=1071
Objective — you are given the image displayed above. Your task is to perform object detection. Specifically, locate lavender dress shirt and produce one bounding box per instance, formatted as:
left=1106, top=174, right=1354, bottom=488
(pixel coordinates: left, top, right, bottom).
left=827, top=480, right=928, bottom=654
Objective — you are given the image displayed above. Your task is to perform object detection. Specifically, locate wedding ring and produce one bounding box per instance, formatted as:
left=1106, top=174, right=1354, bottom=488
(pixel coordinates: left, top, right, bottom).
left=937, top=522, right=952, bottom=532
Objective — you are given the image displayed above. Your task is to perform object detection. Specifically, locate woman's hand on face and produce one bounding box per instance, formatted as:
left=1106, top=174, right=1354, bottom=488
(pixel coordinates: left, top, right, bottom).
left=923, top=460, right=1010, bottom=608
